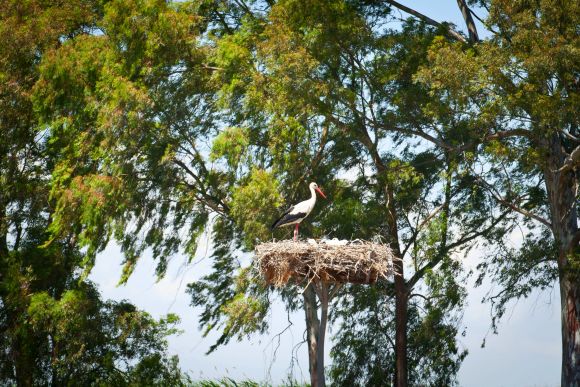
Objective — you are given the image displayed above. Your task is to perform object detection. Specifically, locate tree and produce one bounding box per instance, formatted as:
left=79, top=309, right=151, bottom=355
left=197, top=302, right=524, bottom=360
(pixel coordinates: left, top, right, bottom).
left=26, top=284, right=188, bottom=386
left=35, top=0, right=475, bottom=384
left=0, top=1, right=188, bottom=384
left=35, top=0, right=577, bottom=385
left=195, top=2, right=508, bottom=386
left=34, top=0, right=223, bottom=281
left=305, top=0, right=579, bottom=383
left=411, top=0, right=580, bottom=383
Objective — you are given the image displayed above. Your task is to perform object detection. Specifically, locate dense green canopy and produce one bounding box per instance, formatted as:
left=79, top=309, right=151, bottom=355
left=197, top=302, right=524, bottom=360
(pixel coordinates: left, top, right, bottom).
left=0, top=1, right=190, bottom=384
left=2, top=0, right=578, bottom=385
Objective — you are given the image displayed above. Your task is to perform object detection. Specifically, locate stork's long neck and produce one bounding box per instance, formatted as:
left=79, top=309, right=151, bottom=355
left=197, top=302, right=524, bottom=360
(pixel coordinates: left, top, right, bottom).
left=309, top=185, right=317, bottom=204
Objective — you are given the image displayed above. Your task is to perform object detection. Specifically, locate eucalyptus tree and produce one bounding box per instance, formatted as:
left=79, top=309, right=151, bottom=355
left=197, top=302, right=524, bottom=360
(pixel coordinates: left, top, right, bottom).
left=33, top=0, right=481, bottom=385
left=197, top=2, right=511, bottom=386
left=0, top=1, right=188, bottom=385
left=34, top=0, right=578, bottom=386
left=306, top=0, right=580, bottom=383
left=409, top=1, right=580, bottom=383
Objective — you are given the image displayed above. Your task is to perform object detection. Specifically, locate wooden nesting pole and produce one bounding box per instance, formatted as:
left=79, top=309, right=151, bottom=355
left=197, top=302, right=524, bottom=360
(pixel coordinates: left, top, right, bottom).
left=255, top=239, right=398, bottom=387
left=302, top=281, right=343, bottom=387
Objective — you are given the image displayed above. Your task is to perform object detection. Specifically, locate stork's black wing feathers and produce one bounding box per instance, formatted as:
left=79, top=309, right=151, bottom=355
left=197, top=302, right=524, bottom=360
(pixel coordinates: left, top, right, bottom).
left=272, top=212, right=307, bottom=229
left=271, top=205, right=297, bottom=230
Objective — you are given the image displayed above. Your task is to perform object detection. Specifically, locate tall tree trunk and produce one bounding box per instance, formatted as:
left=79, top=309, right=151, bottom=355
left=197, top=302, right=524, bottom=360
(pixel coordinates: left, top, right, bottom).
left=394, top=268, right=408, bottom=387
left=358, top=128, right=407, bottom=385
left=386, top=184, right=407, bottom=387
left=0, top=202, right=8, bottom=258
left=542, top=133, right=580, bottom=385
left=369, top=145, right=407, bottom=387
left=13, top=326, right=34, bottom=387
left=560, top=273, right=580, bottom=385
left=304, top=284, right=321, bottom=387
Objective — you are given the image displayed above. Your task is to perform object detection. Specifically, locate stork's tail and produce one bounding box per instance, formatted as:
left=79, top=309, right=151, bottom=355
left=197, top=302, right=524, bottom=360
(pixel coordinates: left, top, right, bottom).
left=271, top=217, right=282, bottom=230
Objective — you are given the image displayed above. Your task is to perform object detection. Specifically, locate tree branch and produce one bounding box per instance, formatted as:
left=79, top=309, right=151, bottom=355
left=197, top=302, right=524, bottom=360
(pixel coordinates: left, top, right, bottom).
left=401, top=204, right=444, bottom=258
left=173, top=160, right=230, bottom=214
left=409, top=293, right=431, bottom=302
left=328, top=283, right=343, bottom=301
left=475, top=176, right=552, bottom=228
left=456, top=0, right=479, bottom=43
left=485, top=128, right=532, bottom=141
left=569, top=230, right=580, bottom=253
left=448, top=211, right=510, bottom=250
left=407, top=210, right=510, bottom=289
left=385, top=0, right=468, bottom=43
left=555, top=144, right=580, bottom=174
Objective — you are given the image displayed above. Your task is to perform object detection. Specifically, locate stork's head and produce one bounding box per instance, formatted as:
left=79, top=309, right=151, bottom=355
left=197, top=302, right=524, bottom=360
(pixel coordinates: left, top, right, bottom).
left=310, top=182, right=327, bottom=199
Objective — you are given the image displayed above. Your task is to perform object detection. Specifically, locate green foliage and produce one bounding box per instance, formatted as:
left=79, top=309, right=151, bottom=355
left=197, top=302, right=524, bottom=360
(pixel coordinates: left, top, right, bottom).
left=220, top=292, right=268, bottom=341
left=24, top=284, right=187, bottom=385
left=6, top=0, right=577, bottom=384
left=0, top=1, right=190, bottom=384
left=200, top=3, right=487, bottom=384
left=476, top=231, right=559, bottom=333
left=211, top=127, right=250, bottom=168
left=330, top=279, right=467, bottom=386
left=127, top=354, right=191, bottom=386
left=34, top=0, right=218, bottom=281
left=231, top=169, right=284, bottom=249
left=316, top=180, right=384, bottom=239
left=416, top=0, right=579, bottom=332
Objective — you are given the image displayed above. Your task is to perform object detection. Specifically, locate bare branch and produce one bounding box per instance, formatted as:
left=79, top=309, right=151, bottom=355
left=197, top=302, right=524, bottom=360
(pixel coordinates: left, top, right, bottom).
left=409, top=293, right=431, bottom=302
left=407, top=210, right=510, bottom=289
left=328, top=283, right=344, bottom=301
left=475, top=176, right=552, bottom=228
left=447, top=210, right=510, bottom=250
left=417, top=205, right=445, bottom=233
left=468, top=8, right=486, bottom=25
left=456, top=0, right=479, bottom=43
left=385, top=0, right=468, bottom=43
left=401, top=204, right=444, bottom=258
left=555, top=145, right=580, bottom=174
left=173, top=160, right=230, bottom=214
left=562, top=130, right=580, bottom=143
left=202, top=64, right=225, bottom=72
left=485, top=129, right=532, bottom=141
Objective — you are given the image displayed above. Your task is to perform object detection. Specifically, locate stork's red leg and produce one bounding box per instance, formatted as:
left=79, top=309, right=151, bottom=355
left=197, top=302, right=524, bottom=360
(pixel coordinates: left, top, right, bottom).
left=294, top=224, right=299, bottom=241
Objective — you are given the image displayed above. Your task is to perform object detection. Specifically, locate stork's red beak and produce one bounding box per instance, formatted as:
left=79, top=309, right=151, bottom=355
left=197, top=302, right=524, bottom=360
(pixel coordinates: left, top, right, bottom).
left=315, top=187, right=327, bottom=199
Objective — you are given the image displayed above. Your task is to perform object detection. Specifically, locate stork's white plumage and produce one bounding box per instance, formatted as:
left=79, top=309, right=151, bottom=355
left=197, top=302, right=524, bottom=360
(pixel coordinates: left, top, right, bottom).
left=271, top=182, right=327, bottom=241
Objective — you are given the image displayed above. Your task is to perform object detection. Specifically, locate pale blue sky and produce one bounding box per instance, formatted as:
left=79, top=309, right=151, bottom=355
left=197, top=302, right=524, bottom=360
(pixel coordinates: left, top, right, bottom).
left=90, top=2, right=561, bottom=386
left=90, top=238, right=561, bottom=386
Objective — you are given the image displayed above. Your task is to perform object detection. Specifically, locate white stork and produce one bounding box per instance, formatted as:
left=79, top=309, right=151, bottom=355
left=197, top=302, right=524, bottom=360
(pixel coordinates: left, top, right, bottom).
left=271, top=182, right=327, bottom=241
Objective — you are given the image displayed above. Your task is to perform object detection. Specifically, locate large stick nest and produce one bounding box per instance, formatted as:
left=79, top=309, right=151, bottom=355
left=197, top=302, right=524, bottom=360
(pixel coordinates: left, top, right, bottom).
left=255, top=239, right=398, bottom=286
